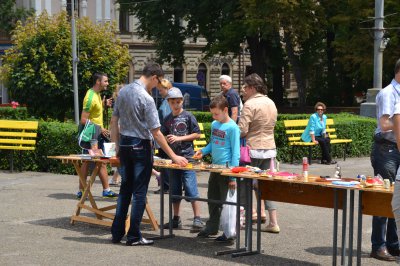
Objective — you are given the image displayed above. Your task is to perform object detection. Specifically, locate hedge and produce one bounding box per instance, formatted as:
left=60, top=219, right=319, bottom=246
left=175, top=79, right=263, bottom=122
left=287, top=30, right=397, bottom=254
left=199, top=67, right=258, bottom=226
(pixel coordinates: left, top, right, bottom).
left=0, top=107, right=31, bottom=120
left=0, top=112, right=376, bottom=173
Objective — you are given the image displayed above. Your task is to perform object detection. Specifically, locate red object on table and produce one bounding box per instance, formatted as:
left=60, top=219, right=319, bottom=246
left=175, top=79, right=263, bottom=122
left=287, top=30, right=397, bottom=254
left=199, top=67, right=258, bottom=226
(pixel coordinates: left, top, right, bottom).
left=231, top=167, right=249, bottom=173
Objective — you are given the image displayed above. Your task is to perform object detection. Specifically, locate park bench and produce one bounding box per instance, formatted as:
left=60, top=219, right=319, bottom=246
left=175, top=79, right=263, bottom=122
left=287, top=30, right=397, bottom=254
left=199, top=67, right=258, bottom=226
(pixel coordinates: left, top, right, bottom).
left=0, top=120, right=39, bottom=171
left=284, top=119, right=352, bottom=164
left=193, top=123, right=207, bottom=151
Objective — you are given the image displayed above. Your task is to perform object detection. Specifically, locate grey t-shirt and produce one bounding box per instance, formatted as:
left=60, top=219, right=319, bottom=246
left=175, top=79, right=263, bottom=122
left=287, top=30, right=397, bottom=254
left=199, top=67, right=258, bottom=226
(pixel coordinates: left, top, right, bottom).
left=113, top=80, right=160, bottom=140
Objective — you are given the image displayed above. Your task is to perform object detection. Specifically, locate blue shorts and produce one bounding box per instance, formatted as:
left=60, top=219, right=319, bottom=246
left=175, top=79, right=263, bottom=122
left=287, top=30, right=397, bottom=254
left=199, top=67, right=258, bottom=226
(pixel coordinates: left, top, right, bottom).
left=168, top=169, right=199, bottom=203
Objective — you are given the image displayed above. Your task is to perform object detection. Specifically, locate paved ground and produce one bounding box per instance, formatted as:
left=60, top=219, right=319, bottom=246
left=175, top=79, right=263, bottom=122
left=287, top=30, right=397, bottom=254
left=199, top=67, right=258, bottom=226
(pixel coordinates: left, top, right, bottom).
left=0, top=157, right=395, bottom=265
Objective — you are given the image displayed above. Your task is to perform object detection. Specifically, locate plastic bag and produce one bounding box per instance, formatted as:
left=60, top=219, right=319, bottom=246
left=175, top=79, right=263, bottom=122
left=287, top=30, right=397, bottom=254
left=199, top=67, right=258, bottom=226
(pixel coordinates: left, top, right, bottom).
left=220, top=189, right=237, bottom=239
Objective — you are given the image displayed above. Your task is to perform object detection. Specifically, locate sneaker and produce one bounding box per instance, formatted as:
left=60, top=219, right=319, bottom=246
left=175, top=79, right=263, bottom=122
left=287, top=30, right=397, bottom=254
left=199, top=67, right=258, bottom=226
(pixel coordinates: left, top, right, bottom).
left=163, top=218, right=182, bottom=229
left=197, top=229, right=218, bottom=238
left=76, top=190, right=82, bottom=199
left=126, top=237, right=154, bottom=246
left=192, top=218, right=204, bottom=229
left=102, top=190, right=118, bottom=198
left=261, top=224, right=280, bottom=233
left=215, top=233, right=235, bottom=243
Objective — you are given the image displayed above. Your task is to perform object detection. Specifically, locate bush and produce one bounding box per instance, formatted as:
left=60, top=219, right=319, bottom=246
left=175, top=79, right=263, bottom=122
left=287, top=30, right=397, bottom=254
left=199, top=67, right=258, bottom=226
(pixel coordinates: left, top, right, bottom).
left=192, top=111, right=213, bottom=123
left=0, top=107, right=31, bottom=120
left=0, top=113, right=376, bottom=173
left=197, top=113, right=376, bottom=163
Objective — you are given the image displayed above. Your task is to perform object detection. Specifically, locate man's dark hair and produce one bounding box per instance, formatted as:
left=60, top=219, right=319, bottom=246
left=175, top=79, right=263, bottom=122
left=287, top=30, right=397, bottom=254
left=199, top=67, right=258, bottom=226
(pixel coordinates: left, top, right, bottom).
left=395, top=59, right=400, bottom=75
left=92, top=72, right=107, bottom=86
left=244, top=73, right=267, bottom=95
left=210, top=94, right=228, bottom=110
left=142, top=62, right=164, bottom=78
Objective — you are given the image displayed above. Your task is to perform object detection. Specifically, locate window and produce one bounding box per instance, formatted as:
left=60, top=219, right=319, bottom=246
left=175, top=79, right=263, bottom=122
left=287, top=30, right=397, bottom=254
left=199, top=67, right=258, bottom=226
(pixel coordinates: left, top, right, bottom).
left=119, top=9, right=130, bottom=33
left=221, top=63, right=230, bottom=75
left=67, top=0, right=80, bottom=18
left=173, top=66, right=184, bottom=83
left=197, top=63, right=207, bottom=88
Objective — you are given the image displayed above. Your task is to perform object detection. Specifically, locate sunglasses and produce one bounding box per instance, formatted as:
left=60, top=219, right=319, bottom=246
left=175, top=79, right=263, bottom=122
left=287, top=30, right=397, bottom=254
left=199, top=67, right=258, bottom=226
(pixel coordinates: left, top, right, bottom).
left=316, top=108, right=325, bottom=111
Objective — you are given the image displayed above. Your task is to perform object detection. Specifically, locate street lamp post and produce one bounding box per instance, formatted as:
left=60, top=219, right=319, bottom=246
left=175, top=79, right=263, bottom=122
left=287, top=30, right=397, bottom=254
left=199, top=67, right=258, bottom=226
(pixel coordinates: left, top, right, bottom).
left=71, top=0, right=79, bottom=125
left=239, top=41, right=248, bottom=94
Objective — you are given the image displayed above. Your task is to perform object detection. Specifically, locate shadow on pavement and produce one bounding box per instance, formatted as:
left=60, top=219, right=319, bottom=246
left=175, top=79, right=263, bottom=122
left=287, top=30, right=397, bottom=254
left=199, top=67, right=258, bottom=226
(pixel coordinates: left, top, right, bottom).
left=27, top=216, right=318, bottom=265
left=26, top=216, right=110, bottom=236
left=305, top=246, right=371, bottom=258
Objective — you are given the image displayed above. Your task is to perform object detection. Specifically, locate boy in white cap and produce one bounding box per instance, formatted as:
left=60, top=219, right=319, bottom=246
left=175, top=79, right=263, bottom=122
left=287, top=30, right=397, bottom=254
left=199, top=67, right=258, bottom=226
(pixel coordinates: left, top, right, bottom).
left=161, top=87, right=204, bottom=230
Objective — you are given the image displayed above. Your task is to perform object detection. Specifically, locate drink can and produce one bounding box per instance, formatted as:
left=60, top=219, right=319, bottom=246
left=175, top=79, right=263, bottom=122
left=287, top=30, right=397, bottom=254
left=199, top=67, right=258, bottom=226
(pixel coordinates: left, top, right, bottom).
left=384, top=179, right=390, bottom=189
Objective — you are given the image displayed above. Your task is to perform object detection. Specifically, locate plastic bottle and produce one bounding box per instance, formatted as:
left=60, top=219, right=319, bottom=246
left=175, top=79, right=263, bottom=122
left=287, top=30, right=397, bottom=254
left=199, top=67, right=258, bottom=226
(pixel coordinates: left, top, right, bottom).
left=302, top=157, right=309, bottom=179
left=269, top=158, right=276, bottom=172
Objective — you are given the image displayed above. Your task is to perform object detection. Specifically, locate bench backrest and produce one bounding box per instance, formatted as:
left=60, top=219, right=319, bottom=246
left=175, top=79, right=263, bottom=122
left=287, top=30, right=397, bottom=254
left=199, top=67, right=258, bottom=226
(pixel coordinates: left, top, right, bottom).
left=193, top=123, right=207, bottom=151
left=0, top=120, right=39, bottom=150
left=283, top=119, right=338, bottom=142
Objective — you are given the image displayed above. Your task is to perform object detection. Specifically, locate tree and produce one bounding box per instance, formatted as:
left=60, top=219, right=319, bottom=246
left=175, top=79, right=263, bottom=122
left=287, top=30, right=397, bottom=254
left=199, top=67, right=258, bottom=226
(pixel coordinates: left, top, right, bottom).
left=0, top=0, right=34, bottom=33
left=120, top=0, right=400, bottom=107
left=119, top=0, right=324, bottom=106
left=0, top=12, right=131, bottom=120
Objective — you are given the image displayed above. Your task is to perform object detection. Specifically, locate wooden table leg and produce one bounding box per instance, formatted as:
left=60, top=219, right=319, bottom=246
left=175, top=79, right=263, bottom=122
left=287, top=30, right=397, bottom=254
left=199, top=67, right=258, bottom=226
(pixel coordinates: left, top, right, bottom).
left=71, top=161, right=101, bottom=224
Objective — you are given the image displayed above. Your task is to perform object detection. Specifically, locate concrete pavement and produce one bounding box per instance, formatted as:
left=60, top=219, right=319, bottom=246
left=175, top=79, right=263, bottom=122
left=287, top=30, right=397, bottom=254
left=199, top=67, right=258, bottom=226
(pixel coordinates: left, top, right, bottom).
left=0, top=157, right=395, bottom=265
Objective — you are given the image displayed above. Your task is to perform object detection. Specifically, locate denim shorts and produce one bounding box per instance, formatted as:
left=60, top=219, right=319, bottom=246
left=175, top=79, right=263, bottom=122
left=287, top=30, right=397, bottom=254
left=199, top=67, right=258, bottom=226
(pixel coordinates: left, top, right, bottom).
left=168, top=169, right=199, bottom=203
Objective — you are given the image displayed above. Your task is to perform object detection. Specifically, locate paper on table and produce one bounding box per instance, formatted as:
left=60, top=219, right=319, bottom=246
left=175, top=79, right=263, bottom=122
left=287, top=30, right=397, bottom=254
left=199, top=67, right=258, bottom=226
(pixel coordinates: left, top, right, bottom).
left=103, top=142, right=116, bottom=157
left=326, top=178, right=342, bottom=181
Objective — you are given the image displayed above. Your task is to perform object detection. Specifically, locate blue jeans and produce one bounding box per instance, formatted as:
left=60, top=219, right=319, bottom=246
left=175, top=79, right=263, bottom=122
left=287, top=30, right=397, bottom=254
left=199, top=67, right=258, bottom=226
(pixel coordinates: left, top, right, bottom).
left=168, top=169, right=199, bottom=203
left=111, top=136, right=153, bottom=242
left=370, top=139, right=400, bottom=251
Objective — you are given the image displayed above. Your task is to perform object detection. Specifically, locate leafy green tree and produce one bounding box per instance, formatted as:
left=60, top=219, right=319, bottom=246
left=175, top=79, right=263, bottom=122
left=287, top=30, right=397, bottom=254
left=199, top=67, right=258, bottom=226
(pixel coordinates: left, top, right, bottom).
left=119, top=0, right=324, bottom=106
left=1, top=11, right=131, bottom=120
left=0, top=0, right=34, bottom=33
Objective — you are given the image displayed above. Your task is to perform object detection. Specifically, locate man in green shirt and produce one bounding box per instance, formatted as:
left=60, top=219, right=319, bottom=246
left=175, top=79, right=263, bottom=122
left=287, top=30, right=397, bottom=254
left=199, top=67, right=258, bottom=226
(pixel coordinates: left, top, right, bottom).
left=77, top=72, right=117, bottom=199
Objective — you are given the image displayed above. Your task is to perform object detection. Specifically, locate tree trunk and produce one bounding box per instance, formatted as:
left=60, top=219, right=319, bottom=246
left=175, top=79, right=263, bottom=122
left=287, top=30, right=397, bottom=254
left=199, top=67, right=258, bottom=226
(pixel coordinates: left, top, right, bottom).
left=246, top=35, right=268, bottom=81
left=326, top=29, right=336, bottom=92
left=283, top=30, right=307, bottom=107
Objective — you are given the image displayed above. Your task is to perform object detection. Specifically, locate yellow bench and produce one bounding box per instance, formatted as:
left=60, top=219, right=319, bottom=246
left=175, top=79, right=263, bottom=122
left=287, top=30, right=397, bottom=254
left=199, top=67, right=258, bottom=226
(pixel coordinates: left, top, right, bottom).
left=193, top=123, right=207, bottom=151
left=0, top=120, right=39, bottom=171
left=284, top=119, right=352, bottom=164
left=155, top=122, right=207, bottom=155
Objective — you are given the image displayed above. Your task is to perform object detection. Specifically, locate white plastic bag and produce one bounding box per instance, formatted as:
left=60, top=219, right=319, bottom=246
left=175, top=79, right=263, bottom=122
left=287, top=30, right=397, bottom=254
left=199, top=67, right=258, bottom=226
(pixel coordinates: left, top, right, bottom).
left=220, top=189, right=237, bottom=239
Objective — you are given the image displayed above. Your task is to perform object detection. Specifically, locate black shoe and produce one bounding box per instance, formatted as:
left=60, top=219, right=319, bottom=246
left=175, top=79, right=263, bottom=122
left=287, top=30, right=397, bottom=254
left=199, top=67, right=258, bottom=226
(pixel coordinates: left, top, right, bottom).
left=154, top=188, right=169, bottom=194
left=126, top=238, right=154, bottom=246
left=163, top=218, right=182, bottom=229
left=111, top=238, right=121, bottom=244
left=197, top=229, right=218, bottom=238
left=215, top=233, right=235, bottom=243
left=388, top=247, right=400, bottom=257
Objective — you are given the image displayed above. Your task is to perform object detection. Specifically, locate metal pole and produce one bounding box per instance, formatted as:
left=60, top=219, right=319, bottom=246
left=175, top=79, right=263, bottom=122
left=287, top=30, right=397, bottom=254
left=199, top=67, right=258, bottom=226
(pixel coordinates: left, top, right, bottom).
left=373, top=0, right=384, bottom=89
left=72, top=0, right=80, bottom=125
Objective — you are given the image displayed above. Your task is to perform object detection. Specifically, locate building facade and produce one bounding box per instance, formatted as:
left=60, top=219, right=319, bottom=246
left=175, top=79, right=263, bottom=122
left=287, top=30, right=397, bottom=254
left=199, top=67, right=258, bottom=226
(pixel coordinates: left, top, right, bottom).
left=1, top=0, right=254, bottom=103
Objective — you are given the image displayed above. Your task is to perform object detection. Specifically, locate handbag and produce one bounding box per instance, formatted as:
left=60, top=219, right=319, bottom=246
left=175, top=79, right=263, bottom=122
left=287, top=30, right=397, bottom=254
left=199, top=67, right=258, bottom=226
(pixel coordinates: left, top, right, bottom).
left=77, top=119, right=100, bottom=150
left=240, top=138, right=251, bottom=164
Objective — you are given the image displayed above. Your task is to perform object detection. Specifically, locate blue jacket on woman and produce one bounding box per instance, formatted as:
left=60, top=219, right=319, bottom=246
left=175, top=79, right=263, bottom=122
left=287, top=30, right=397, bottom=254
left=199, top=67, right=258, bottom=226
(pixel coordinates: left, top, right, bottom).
left=301, top=113, right=327, bottom=142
